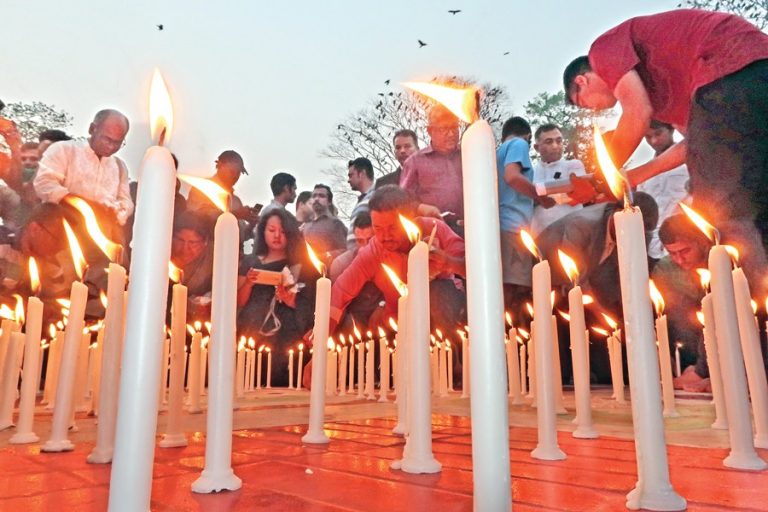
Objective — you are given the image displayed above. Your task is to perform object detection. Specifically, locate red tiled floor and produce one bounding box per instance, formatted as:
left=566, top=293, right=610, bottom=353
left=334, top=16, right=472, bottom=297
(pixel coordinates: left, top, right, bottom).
left=2, top=417, right=768, bottom=511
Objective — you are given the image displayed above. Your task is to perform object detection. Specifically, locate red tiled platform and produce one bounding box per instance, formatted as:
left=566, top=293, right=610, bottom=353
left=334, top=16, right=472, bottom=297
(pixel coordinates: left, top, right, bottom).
left=1, top=415, right=767, bottom=511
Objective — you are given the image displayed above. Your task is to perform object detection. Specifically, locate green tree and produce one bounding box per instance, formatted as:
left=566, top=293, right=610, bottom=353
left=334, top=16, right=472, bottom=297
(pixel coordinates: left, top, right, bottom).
left=2, top=101, right=73, bottom=143
left=523, top=90, right=613, bottom=173
left=321, top=77, right=512, bottom=218
left=679, top=0, right=768, bottom=29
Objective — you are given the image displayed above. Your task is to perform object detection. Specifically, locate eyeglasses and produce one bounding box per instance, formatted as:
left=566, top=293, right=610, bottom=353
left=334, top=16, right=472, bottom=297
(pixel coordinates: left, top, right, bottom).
left=173, top=236, right=205, bottom=249
left=429, top=125, right=458, bottom=135
left=97, top=133, right=126, bottom=149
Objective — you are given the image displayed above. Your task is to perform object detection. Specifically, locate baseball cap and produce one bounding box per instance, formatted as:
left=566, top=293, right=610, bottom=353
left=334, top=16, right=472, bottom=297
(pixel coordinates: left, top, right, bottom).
left=216, top=150, right=248, bottom=175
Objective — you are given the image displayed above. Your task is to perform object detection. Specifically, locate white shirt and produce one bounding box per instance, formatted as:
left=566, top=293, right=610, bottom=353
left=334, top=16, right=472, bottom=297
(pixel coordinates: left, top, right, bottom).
left=34, top=139, right=133, bottom=225
left=530, top=158, right=586, bottom=235
left=637, top=163, right=690, bottom=259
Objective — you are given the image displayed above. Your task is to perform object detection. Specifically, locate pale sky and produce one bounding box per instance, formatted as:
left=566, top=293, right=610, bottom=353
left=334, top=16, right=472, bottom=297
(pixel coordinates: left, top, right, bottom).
left=2, top=0, right=675, bottom=206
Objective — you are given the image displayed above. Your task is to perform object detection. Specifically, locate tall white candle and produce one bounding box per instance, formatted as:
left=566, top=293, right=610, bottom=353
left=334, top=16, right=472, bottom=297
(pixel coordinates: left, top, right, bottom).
left=159, top=282, right=188, bottom=448
left=44, top=330, right=64, bottom=408
left=0, top=331, right=24, bottom=430
left=265, top=347, right=272, bottom=389
left=187, top=332, right=203, bottom=414
left=446, top=344, right=453, bottom=392
left=235, top=340, right=245, bottom=398
left=356, top=339, right=364, bottom=398
left=378, top=331, right=389, bottom=401
left=9, top=291, right=43, bottom=444
left=338, top=341, right=348, bottom=395
left=674, top=343, right=682, bottom=378
left=460, top=331, right=470, bottom=399
left=520, top=342, right=527, bottom=396
left=288, top=349, right=295, bottom=390
left=73, top=331, right=91, bottom=415
left=365, top=333, right=375, bottom=399
left=191, top=211, right=242, bottom=493
left=302, top=245, right=331, bottom=444
left=297, top=344, right=305, bottom=390
left=506, top=326, right=523, bottom=404
left=732, top=266, right=768, bottom=448
left=393, top=295, right=409, bottom=435
left=700, top=294, right=727, bottom=429
left=551, top=315, right=566, bottom=414
left=655, top=316, right=679, bottom=418
left=256, top=346, right=264, bottom=389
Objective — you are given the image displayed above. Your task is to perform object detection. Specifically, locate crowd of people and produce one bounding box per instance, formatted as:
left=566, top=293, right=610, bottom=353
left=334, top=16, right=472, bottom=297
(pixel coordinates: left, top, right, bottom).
left=1, top=9, right=767, bottom=391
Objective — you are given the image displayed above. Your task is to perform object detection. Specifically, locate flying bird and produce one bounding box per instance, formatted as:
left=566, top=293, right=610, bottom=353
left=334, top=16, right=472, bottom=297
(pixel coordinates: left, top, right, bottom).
left=418, top=39, right=427, bottom=48
left=384, top=79, right=390, bottom=85
left=503, top=51, right=510, bottom=56
left=448, top=9, right=461, bottom=15
left=157, top=24, right=164, bottom=31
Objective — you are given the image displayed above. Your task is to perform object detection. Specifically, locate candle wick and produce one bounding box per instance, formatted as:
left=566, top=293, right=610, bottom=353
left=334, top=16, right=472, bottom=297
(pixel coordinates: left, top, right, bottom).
left=158, top=127, right=167, bottom=147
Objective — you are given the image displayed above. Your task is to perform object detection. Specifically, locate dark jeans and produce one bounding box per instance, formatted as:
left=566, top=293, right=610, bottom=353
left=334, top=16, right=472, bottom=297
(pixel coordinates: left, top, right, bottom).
left=688, top=59, right=768, bottom=296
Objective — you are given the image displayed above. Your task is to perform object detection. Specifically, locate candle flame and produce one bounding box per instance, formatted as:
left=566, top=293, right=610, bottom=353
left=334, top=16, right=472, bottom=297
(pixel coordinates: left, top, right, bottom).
left=258, top=345, right=265, bottom=353
left=49, top=323, right=56, bottom=338
left=99, top=291, right=108, bottom=309
left=696, top=268, right=711, bottom=290
left=401, top=81, right=478, bottom=123
left=27, top=257, right=41, bottom=295
left=558, top=310, right=571, bottom=322
left=327, top=338, right=335, bottom=350
left=186, top=324, right=195, bottom=336
left=13, top=294, right=24, bottom=324
left=679, top=203, right=718, bottom=244
left=204, top=321, right=212, bottom=333
left=696, top=311, right=705, bottom=326
left=435, top=328, right=443, bottom=339
left=518, top=327, right=530, bottom=339
left=601, top=313, right=618, bottom=330
left=56, top=320, right=64, bottom=330
left=751, top=299, right=758, bottom=315
left=724, top=245, right=740, bottom=265
left=63, top=197, right=122, bottom=262
left=765, top=297, right=768, bottom=316
left=649, top=279, right=665, bottom=316
left=339, top=333, right=346, bottom=345
left=525, top=302, right=534, bottom=318
left=399, top=214, right=421, bottom=245
left=592, top=326, right=609, bottom=337
left=366, top=330, right=373, bottom=339
left=305, top=241, right=325, bottom=276
left=378, top=326, right=386, bottom=338
left=193, top=320, right=202, bottom=332
left=63, top=219, right=87, bottom=280
left=57, top=298, right=71, bottom=308
left=289, top=348, right=294, bottom=355
left=299, top=342, right=304, bottom=350
left=248, top=337, right=255, bottom=349
left=593, top=124, right=627, bottom=201
left=388, top=317, right=398, bottom=333
left=353, top=321, right=362, bottom=341
left=0, top=304, right=13, bottom=320
left=237, top=339, right=246, bottom=351
left=168, top=261, right=183, bottom=283
left=505, top=311, right=513, bottom=326
left=149, top=68, right=174, bottom=144
left=520, top=229, right=541, bottom=261
left=265, top=347, right=271, bottom=353
left=557, top=249, right=579, bottom=283
left=551, top=290, right=556, bottom=308
left=381, top=263, right=407, bottom=297
left=582, top=294, right=594, bottom=305
left=178, top=175, right=229, bottom=213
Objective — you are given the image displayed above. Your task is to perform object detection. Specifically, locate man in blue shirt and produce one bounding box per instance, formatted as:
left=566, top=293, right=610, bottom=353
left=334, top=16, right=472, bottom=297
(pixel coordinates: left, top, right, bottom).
left=496, top=117, right=554, bottom=315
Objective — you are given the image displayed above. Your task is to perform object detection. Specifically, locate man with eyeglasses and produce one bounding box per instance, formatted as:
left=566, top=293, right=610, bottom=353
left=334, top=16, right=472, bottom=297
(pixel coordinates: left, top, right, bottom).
left=34, top=109, right=133, bottom=239
left=400, top=104, right=464, bottom=235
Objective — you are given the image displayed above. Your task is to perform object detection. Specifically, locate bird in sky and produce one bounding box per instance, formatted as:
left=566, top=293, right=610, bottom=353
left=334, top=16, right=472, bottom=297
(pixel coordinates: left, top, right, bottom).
left=418, top=39, right=427, bottom=48
left=157, top=24, right=164, bottom=31
left=503, top=51, right=510, bottom=56
left=448, top=10, right=461, bottom=15
left=384, top=79, right=390, bottom=85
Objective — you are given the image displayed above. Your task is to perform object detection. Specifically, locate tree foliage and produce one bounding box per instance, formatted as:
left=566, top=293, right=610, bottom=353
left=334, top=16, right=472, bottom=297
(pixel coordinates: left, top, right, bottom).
left=523, top=91, right=613, bottom=173
left=679, top=0, right=768, bottom=29
left=2, top=101, right=73, bottom=143
left=321, top=77, right=512, bottom=217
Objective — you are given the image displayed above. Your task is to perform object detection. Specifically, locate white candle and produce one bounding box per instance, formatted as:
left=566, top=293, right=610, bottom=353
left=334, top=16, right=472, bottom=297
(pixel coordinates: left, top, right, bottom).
left=674, top=343, right=682, bottom=378
left=235, top=340, right=245, bottom=398
left=708, top=243, right=766, bottom=468
left=732, top=266, right=768, bottom=448
left=265, top=347, right=272, bottom=389
left=612, top=334, right=626, bottom=403
left=44, top=330, right=64, bottom=408
left=42, top=277, right=88, bottom=451
left=187, top=332, right=203, bottom=414
left=159, top=281, right=188, bottom=448
left=9, top=292, right=43, bottom=444
left=365, top=333, right=375, bottom=399
left=161, top=337, right=170, bottom=404
left=651, top=294, right=678, bottom=418
left=244, top=347, right=253, bottom=392
left=505, top=325, right=523, bottom=404
left=325, top=343, right=336, bottom=396
left=288, top=349, right=295, bottom=390
left=378, top=332, right=389, bottom=401
left=0, top=330, right=24, bottom=430
left=446, top=344, right=453, bottom=392
left=0, top=319, right=13, bottom=391
left=356, top=339, right=365, bottom=398
left=551, top=315, right=566, bottom=414
left=297, top=344, right=305, bottom=390
left=393, top=223, right=440, bottom=473
left=700, top=294, right=727, bottom=429
left=612, top=203, right=685, bottom=508
left=73, top=331, right=91, bottom=415
left=392, top=294, right=409, bottom=435
left=302, top=247, right=331, bottom=444
left=430, top=342, right=438, bottom=394
left=338, top=342, right=348, bottom=396
left=460, top=331, right=469, bottom=399
left=520, top=342, right=527, bottom=396
left=200, top=339, right=208, bottom=393
left=256, top=346, right=264, bottom=389
left=191, top=210, right=242, bottom=493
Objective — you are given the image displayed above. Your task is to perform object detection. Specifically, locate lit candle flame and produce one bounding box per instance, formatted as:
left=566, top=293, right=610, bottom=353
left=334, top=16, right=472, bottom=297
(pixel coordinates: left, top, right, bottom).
left=186, top=324, right=195, bottom=336
left=505, top=311, right=512, bottom=326
left=13, top=294, right=24, bottom=325
left=401, top=82, right=479, bottom=123
left=649, top=279, right=665, bottom=316
left=696, top=311, right=705, bottom=327
left=435, top=328, right=443, bottom=339
left=168, top=261, right=183, bottom=283
left=525, top=302, right=534, bottom=317
left=177, top=175, right=230, bottom=213
left=520, top=229, right=542, bottom=261
left=194, top=320, right=202, bottom=331
left=28, top=257, right=41, bottom=295
left=558, top=310, right=571, bottom=322
left=399, top=214, right=421, bottom=245
left=57, top=298, right=71, bottom=308
left=517, top=327, right=530, bottom=339
left=388, top=317, right=398, bottom=332
left=557, top=249, right=579, bottom=284
left=327, top=337, right=335, bottom=350
left=100, top=291, right=108, bottom=309
left=593, top=124, right=629, bottom=203
left=378, top=326, right=386, bottom=338
left=765, top=297, right=768, bottom=316
left=305, top=242, right=326, bottom=277
left=63, top=197, right=122, bottom=262
left=258, top=345, right=265, bottom=353
left=204, top=321, right=211, bottom=333
left=696, top=268, right=711, bottom=291
left=49, top=323, right=56, bottom=338
left=299, top=342, right=304, bottom=351
left=382, top=264, right=407, bottom=297
left=63, top=219, right=87, bottom=280
left=149, top=68, right=174, bottom=144
left=248, top=337, right=255, bottom=350
left=0, top=304, right=13, bottom=320
left=751, top=299, right=757, bottom=315
left=582, top=294, right=595, bottom=305
left=353, top=321, right=362, bottom=341
left=237, top=338, right=246, bottom=351
left=602, top=313, right=618, bottom=330
left=679, top=203, right=718, bottom=244
left=592, top=326, right=609, bottom=337
left=724, top=245, right=740, bottom=265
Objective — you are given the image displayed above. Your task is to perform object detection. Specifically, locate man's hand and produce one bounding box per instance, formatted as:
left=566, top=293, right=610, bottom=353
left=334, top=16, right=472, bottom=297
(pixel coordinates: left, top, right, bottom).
left=567, top=174, right=598, bottom=205
left=536, top=195, right=557, bottom=209
left=416, top=203, right=442, bottom=219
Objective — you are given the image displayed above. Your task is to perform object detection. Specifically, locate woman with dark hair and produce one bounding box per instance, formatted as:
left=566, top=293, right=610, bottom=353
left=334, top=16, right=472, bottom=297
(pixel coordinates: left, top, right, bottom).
left=237, top=208, right=316, bottom=387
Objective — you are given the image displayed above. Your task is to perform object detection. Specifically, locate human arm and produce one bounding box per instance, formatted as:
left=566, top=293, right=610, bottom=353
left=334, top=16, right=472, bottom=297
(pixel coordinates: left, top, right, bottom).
left=607, top=70, right=654, bottom=169
left=114, top=159, right=134, bottom=225
left=428, top=219, right=466, bottom=278
left=504, top=162, right=555, bottom=208
left=626, top=141, right=688, bottom=187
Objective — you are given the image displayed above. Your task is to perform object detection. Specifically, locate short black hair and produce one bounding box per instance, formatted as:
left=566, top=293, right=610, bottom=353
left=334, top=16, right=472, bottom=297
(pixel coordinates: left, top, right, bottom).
left=296, top=191, right=311, bottom=205
left=270, top=172, right=297, bottom=196
left=501, top=116, right=531, bottom=140
left=38, top=129, right=71, bottom=143
left=393, top=129, right=418, bottom=146
left=632, top=191, right=659, bottom=234
left=348, top=157, right=374, bottom=180
left=313, top=184, right=333, bottom=203
left=534, top=123, right=561, bottom=141
left=173, top=210, right=213, bottom=241
left=368, top=185, right=416, bottom=216
left=563, top=55, right=591, bottom=105
left=254, top=208, right=303, bottom=264
left=659, top=213, right=710, bottom=247
left=352, top=211, right=372, bottom=230
left=649, top=120, right=674, bottom=131
left=20, top=142, right=39, bottom=151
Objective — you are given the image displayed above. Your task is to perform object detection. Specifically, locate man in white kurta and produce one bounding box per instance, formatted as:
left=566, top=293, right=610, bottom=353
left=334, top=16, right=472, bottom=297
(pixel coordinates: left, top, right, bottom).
left=34, top=109, right=133, bottom=231
left=530, top=124, right=587, bottom=235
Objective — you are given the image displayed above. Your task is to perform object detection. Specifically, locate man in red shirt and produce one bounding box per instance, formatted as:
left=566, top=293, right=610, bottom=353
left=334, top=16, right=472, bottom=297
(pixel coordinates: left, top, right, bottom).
left=563, top=9, right=768, bottom=296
